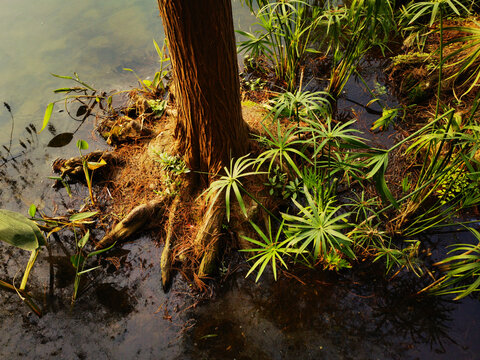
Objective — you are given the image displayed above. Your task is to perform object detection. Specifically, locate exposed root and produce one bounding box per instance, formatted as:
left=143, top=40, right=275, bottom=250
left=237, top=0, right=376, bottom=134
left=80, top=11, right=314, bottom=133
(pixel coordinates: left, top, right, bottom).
left=194, top=199, right=225, bottom=278
left=95, top=198, right=166, bottom=249
left=161, top=196, right=180, bottom=291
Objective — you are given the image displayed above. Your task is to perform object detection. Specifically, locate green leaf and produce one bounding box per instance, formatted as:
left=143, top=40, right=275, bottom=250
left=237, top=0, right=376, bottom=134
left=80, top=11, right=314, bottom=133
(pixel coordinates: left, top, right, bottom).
left=0, top=209, right=46, bottom=250
left=50, top=73, right=74, bottom=80
left=77, top=265, right=102, bottom=275
left=78, top=230, right=90, bottom=249
left=28, top=204, right=37, bottom=218
left=53, top=87, right=75, bottom=93
left=69, top=211, right=98, bottom=222
left=76, top=139, right=89, bottom=151
left=40, top=103, right=54, bottom=133
left=70, top=254, right=85, bottom=269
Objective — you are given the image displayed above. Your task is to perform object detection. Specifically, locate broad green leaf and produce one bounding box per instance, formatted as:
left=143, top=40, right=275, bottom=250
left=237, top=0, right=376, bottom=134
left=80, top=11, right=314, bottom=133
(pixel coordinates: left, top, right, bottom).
left=0, top=209, right=46, bottom=250
left=40, top=103, right=54, bottom=133
left=76, top=139, right=89, bottom=151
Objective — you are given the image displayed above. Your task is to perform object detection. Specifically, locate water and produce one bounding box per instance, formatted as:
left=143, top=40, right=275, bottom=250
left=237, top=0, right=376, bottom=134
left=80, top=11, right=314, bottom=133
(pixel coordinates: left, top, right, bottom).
left=0, top=2, right=479, bottom=359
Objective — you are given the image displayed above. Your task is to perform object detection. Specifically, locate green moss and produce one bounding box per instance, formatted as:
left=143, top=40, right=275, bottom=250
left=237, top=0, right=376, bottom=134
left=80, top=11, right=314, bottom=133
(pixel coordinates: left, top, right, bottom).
left=241, top=100, right=259, bottom=108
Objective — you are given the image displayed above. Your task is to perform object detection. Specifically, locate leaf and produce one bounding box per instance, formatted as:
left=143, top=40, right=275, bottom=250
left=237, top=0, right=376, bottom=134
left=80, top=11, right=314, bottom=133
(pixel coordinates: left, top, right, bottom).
left=87, top=158, right=107, bottom=170
left=76, top=139, right=89, bottom=151
left=53, top=87, right=75, bottom=93
left=69, top=211, right=98, bottom=222
left=40, top=103, right=54, bottom=133
left=76, top=105, right=88, bottom=117
left=28, top=204, right=37, bottom=218
left=70, top=254, right=85, bottom=269
left=47, top=132, right=74, bottom=148
left=51, top=73, right=74, bottom=80
left=78, top=230, right=90, bottom=249
left=0, top=209, right=46, bottom=250
left=77, top=265, right=102, bottom=275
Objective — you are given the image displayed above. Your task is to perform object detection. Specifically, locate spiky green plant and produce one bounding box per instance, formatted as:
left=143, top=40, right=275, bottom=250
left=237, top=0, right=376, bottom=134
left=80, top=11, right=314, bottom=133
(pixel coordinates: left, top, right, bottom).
left=283, top=185, right=355, bottom=261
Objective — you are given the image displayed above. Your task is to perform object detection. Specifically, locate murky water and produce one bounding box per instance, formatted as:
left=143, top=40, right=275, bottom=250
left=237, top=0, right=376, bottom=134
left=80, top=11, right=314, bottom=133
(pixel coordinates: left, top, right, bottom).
left=1, top=2, right=479, bottom=360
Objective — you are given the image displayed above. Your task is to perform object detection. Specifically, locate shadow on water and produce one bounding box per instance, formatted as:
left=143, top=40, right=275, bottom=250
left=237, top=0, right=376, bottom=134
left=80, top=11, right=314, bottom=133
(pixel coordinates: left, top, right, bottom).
left=182, top=254, right=479, bottom=360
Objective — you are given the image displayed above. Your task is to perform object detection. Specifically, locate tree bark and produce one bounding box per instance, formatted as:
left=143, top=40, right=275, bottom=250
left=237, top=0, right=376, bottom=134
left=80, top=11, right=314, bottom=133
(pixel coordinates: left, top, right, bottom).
left=157, top=0, right=249, bottom=180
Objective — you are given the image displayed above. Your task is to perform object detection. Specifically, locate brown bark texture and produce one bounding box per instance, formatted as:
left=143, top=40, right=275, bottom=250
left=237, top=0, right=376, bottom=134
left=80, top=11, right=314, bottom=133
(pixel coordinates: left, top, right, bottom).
left=157, top=0, right=249, bottom=178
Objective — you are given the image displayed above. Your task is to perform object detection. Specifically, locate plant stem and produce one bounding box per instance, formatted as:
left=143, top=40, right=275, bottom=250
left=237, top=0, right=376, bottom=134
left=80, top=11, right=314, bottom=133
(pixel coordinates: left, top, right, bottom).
left=435, top=10, right=443, bottom=118
left=20, top=249, right=40, bottom=291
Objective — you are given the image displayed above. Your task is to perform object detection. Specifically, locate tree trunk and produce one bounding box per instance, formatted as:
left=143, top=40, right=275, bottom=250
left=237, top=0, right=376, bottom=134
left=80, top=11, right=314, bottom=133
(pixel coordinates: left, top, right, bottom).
left=157, top=0, right=249, bottom=180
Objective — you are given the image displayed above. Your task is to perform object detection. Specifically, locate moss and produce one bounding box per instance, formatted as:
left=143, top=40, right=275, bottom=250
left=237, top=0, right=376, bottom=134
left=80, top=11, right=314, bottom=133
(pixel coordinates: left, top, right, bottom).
left=241, top=100, right=259, bottom=108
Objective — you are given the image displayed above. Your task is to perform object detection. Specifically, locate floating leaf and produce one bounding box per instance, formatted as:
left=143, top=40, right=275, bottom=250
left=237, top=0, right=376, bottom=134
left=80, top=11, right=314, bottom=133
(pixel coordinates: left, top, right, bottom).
left=40, top=103, right=54, bottom=133
left=47, top=132, right=74, bottom=148
left=0, top=209, right=46, bottom=250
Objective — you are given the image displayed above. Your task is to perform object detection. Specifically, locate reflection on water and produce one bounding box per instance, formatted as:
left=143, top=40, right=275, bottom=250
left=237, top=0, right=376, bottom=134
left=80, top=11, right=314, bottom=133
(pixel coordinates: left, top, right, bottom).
left=0, top=0, right=255, bottom=210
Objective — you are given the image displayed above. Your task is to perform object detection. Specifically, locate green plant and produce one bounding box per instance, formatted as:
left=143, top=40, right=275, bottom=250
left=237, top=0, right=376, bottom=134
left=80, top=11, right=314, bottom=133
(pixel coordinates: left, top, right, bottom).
left=154, top=151, right=190, bottom=175
left=76, top=139, right=107, bottom=205
left=373, top=239, right=423, bottom=276
left=256, top=120, right=311, bottom=178
left=370, top=107, right=401, bottom=132
left=0, top=208, right=47, bottom=315
left=267, top=89, right=331, bottom=123
left=41, top=73, right=104, bottom=142
left=444, top=21, right=480, bottom=98
left=147, top=99, right=168, bottom=118
left=264, top=165, right=287, bottom=196
left=241, top=218, right=296, bottom=282
left=201, top=155, right=274, bottom=222
left=239, top=0, right=322, bottom=90
left=430, top=227, right=480, bottom=299
left=124, top=39, right=170, bottom=95
left=282, top=185, right=355, bottom=261
left=0, top=209, right=46, bottom=291
left=402, top=0, right=470, bottom=116
left=70, top=229, right=115, bottom=304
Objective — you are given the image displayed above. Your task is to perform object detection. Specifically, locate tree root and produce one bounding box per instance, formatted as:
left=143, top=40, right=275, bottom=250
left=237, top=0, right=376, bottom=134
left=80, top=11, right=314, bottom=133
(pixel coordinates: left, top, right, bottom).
left=95, top=198, right=165, bottom=249
left=194, top=200, right=225, bottom=278
left=160, top=197, right=180, bottom=291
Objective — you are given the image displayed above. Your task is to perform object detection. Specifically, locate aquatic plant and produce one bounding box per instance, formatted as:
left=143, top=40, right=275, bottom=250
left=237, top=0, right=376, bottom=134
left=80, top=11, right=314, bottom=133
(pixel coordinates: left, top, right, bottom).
left=76, top=139, right=107, bottom=205
left=430, top=227, right=480, bottom=299
left=283, top=185, right=355, bottom=261
left=255, top=119, right=311, bottom=178
left=241, top=218, right=296, bottom=282
left=0, top=208, right=46, bottom=291
left=201, top=154, right=268, bottom=222
left=266, top=89, right=331, bottom=123
left=239, top=0, right=322, bottom=90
